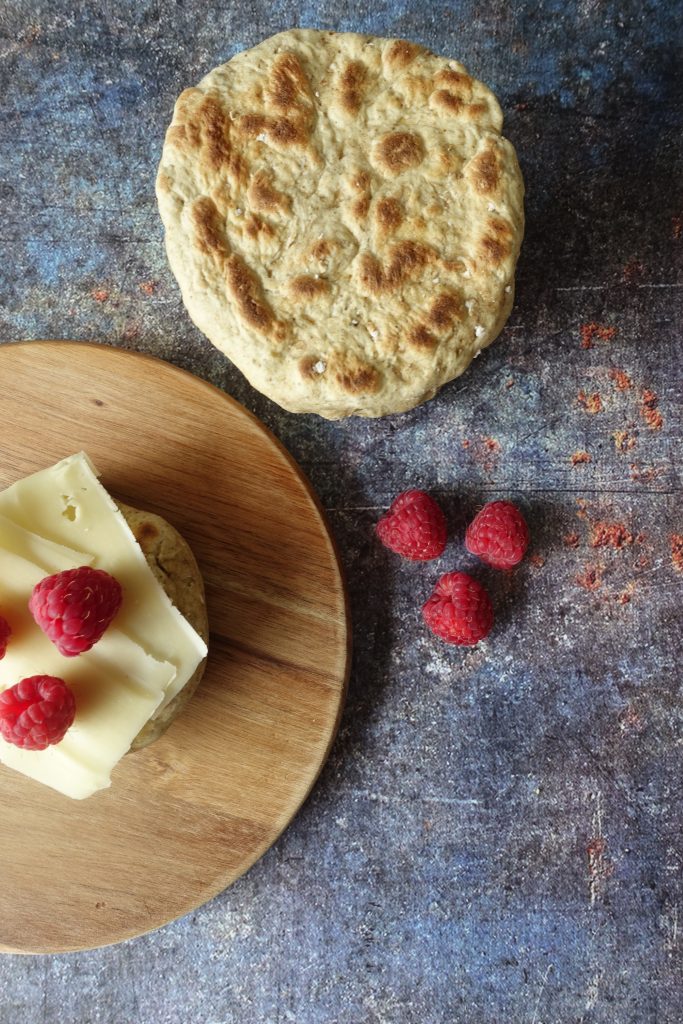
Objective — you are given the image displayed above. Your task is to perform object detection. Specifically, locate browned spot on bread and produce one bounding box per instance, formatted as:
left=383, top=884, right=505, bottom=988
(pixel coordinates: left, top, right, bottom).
left=180, top=95, right=232, bottom=171
left=375, top=197, right=403, bottom=233
left=267, top=51, right=313, bottom=114
left=471, top=147, right=500, bottom=194
left=359, top=240, right=433, bottom=295
left=244, top=214, right=276, bottom=240
left=192, top=196, right=229, bottom=258
left=334, top=356, right=381, bottom=394
left=468, top=102, right=487, bottom=117
left=407, top=324, right=438, bottom=349
left=349, top=170, right=371, bottom=192
left=479, top=217, right=512, bottom=266
left=156, top=170, right=172, bottom=193
left=247, top=171, right=291, bottom=213
left=240, top=113, right=268, bottom=137
left=299, top=356, right=326, bottom=379
left=339, top=60, right=367, bottom=115
left=167, top=124, right=187, bottom=147
left=376, top=131, right=425, bottom=174
left=432, top=90, right=464, bottom=113
left=434, top=68, right=472, bottom=93
left=238, top=113, right=308, bottom=149
left=269, top=118, right=307, bottom=146
left=352, top=194, right=371, bottom=220
left=289, top=274, right=329, bottom=298
left=441, top=258, right=467, bottom=273
left=192, top=202, right=280, bottom=336
left=133, top=521, right=159, bottom=546
left=358, top=253, right=384, bottom=294
left=480, top=235, right=507, bottom=264
left=171, top=94, right=237, bottom=174
left=229, top=153, right=248, bottom=185
left=428, top=290, right=464, bottom=329
left=311, top=239, right=331, bottom=260
left=225, top=253, right=277, bottom=334
left=384, top=39, right=424, bottom=70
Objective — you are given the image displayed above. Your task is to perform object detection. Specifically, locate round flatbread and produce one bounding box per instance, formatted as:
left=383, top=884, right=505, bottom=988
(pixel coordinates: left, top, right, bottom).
left=117, top=503, right=209, bottom=752
left=157, top=29, right=524, bottom=418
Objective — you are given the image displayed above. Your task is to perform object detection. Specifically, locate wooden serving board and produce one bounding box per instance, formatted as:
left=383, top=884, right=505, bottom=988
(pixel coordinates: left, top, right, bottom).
left=0, top=341, right=350, bottom=954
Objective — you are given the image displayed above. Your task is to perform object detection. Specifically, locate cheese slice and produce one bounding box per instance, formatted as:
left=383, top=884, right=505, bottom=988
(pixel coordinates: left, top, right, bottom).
left=0, top=453, right=208, bottom=799
left=0, top=453, right=207, bottom=708
left=0, top=511, right=94, bottom=573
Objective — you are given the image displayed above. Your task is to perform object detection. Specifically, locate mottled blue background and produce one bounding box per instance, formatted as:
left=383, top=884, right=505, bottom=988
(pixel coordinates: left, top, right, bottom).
left=0, top=1, right=682, bottom=1021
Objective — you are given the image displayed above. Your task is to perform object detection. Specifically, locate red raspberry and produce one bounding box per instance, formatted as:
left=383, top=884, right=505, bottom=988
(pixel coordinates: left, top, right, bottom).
left=423, top=572, right=493, bottom=646
left=29, top=566, right=123, bottom=657
left=0, top=615, right=11, bottom=659
left=465, top=500, right=529, bottom=569
left=376, top=490, right=447, bottom=561
left=0, top=675, right=76, bottom=750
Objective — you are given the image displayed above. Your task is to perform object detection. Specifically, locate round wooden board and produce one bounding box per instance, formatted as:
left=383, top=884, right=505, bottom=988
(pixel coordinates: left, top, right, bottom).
left=0, top=341, right=349, bottom=955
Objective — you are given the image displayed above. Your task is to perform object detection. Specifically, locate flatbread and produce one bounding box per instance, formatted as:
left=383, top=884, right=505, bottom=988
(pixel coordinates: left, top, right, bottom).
left=157, top=29, right=524, bottom=418
left=117, top=503, right=209, bottom=751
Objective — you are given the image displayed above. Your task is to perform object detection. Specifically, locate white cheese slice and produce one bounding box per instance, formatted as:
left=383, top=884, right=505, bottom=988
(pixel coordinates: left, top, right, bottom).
left=0, top=452, right=207, bottom=708
left=0, top=548, right=176, bottom=799
left=0, top=511, right=94, bottom=573
left=0, top=452, right=208, bottom=799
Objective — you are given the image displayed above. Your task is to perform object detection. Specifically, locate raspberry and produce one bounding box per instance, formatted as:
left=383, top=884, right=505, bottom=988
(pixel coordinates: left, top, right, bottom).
left=29, top=566, right=123, bottom=657
left=423, top=572, right=493, bottom=646
left=376, top=490, right=447, bottom=561
left=0, top=615, right=11, bottom=659
left=465, top=500, right=529, bottom=569
left=0, top=675, right=76, bottom=750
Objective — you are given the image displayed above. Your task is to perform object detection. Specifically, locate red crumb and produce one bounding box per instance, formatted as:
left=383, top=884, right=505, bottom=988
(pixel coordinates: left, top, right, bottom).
left=576, top=499, right=588, bottom=520
left=580, top=322, right=616, bottom=349
left=122, top=322, right=141, bottom=341
left=622, top=259, right=646, bottom=283
left=635, top=532, right=647, bottom=544
left=462, top=436, right=501, bottom=474
left=564, top=532, right=580, bottom=548
left=635, top=553, right=651, bottom=570
left=505, top=378, right=515, bottom=389
left=630, top=465, right=664, bottom=483
left=514, top=101, right=529, bottom=111
left=613, top=430, right=637, bottom=453
left=530, top=554, right=546, bottom=568
left=578, top=390, right=603, bottom=414
left=673, top=216, right=682, bottom=241
left=571, top=451, right=591, bottom=466
left=619, top=704, right=645, bottom=734
left=590, top=521, right=634, bottom=549
left=639, top=389, right=663, bottom=431
left=139, top=280, right=157, bottom=296
left=587, top=836, right=606, bottom=859
left=671, top=535, right=683, bottom=573
left=616, top=583, right=636, bottom=605
left=91, top=288, right=109, bottom=302
left=587, top=836, right=613, bottom=895
left=609, top=369, right=633, bottom=391
left=575, top=563, right=604, bottom=591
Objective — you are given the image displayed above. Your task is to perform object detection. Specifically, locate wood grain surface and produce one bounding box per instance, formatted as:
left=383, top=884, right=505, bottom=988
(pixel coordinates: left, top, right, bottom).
left=0, top=341, right=350, bottom=955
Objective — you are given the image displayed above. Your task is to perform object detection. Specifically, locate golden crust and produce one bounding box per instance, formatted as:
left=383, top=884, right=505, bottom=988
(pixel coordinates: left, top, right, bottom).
left=157, top=28, right=524, bottom=418
left=116, top=503, right=209, bottom=752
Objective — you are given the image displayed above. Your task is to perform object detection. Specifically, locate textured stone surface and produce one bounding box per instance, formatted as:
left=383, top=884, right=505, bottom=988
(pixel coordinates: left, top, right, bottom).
left=0, top=1, right=682, bottom=1022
